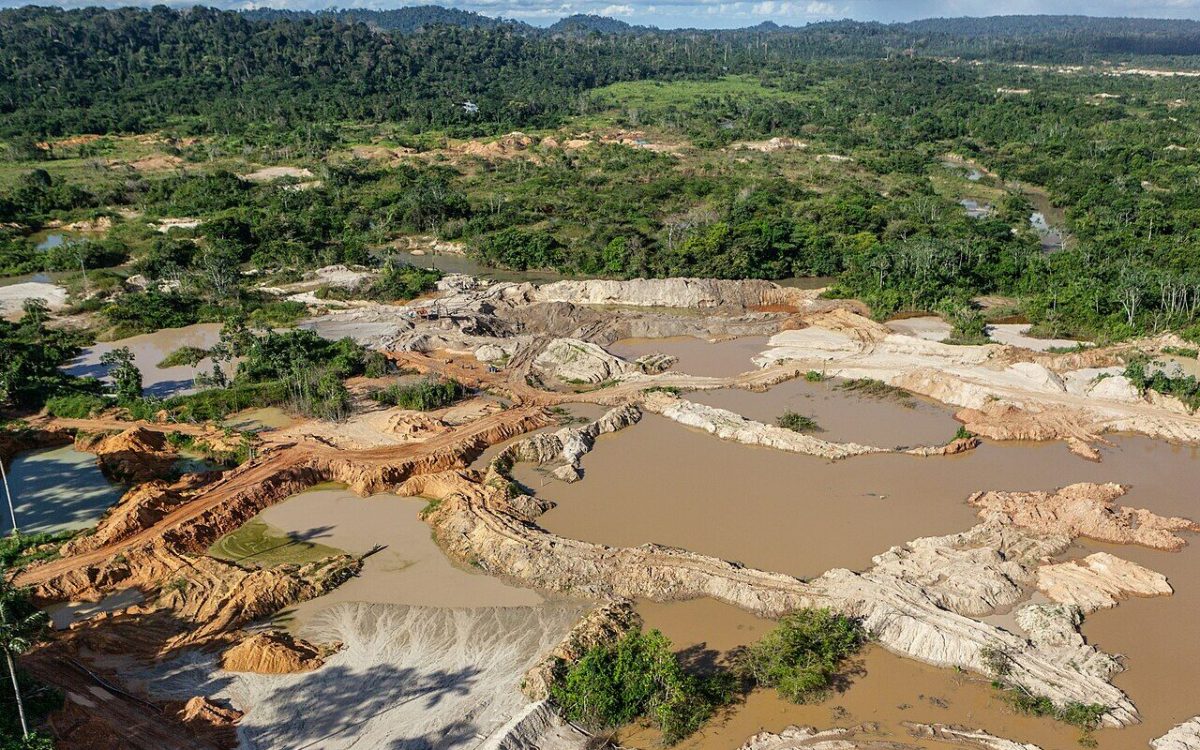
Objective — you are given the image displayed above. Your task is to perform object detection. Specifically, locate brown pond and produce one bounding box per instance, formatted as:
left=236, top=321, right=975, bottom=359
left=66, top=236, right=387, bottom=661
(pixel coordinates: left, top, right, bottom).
left=256, top=488, right=545, bottom=631
left=526, top=412, right=1200, bottom=747
left=691, top=379, right=962, bottom=448
left=610, top=336, right=770, bottom=378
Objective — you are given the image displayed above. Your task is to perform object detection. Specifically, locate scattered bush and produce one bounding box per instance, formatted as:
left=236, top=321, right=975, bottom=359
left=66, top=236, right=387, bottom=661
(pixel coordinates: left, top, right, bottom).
left=952, top=425, right=975, bottom=442
left=1124, top=356, right=1200, bottom=412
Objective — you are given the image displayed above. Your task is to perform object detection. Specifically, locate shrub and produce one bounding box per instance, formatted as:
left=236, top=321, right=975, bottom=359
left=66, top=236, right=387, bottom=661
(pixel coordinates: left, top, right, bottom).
left=836, top=378, right=912, bottom=402
left=549, top=629, right=733, bottom=744
left=777, top=411, right=820, bottom=433
left=804, top=370, right=825, bottom=382
left=952, top=425, right=975, bottom=442
left=731, top=608, right=865, bottom=704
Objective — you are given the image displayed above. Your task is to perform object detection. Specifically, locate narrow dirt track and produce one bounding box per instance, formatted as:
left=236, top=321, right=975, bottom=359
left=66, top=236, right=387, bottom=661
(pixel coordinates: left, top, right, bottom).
left=15, top=403, right=551, bottom=589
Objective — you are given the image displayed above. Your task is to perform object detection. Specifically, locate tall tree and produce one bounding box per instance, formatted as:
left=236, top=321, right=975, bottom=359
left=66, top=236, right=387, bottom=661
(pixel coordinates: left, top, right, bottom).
left=0, top=580, right=47, bottom=740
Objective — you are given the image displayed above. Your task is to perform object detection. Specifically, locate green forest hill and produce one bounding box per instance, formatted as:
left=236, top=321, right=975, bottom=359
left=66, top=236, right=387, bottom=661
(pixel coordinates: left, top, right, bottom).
left=2, top=6, right=1200, bottom=409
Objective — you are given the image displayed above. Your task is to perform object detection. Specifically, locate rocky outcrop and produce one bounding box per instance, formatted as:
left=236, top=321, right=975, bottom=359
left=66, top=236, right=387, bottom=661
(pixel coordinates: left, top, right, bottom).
left=968, top=483, right=1200, bottom=551
left=1014, top=603, right=1121, bottom=679
left=903, top=724, right=1043, bottom=750
left=37, top=548, right=360, bottom=650
left=522, top=599, right=641, bottom=700
left=220, top=632, right=329, bottom=674
left=532, top=338, right=636, bottom=384
left=754, top=309, right=1200, bottom=450
left=478, top=700, right=590, bottom=750
left=61, top=481, right=190, bottom=556
left=494, top=404, right=641, bottom=482
left=1036, top=552, right=1172, bottom=611
left=534, top=278, right=818, bottom=310
left=642, top=391, right=888, bottom=460
left=736, top=723, right=1044, bottom=750
left=175, top=696, right=242, bottom=748
left=737, top=724, right=906, bottom=750
left=1153, top=717, right=1200, bottom=750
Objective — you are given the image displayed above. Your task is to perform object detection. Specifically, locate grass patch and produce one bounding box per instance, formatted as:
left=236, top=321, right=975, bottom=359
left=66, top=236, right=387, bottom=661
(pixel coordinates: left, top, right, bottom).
left=776, top=411, right=821, bottom=433
left=156, top=345, right=210, bottom=368
left=0, top=530, right=76, bottom=569
left=208, top=519, right=344, bottom=567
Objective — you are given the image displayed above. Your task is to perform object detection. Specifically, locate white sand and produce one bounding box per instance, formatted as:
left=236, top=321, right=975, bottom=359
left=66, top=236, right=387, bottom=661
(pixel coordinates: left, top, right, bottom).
left=0, top=281, right=68, bottom=318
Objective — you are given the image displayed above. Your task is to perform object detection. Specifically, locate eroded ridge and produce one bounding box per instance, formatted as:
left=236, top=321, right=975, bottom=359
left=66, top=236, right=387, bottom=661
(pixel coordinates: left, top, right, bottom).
left=418, top=428, right=1196, bottom=727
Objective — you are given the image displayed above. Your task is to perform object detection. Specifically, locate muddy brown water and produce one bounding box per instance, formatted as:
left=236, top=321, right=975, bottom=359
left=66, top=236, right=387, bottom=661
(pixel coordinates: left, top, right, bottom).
left=610, top=336, right=770, bottom=378
left=252, top=488, right=545, bottom=631
left=691, top=380, right=962, bottom=448
left=528, top=413, right=1200, bottom=747
left=65, top=322, right=227, bottom=397
left=630, top=599, right=1088, bottom=750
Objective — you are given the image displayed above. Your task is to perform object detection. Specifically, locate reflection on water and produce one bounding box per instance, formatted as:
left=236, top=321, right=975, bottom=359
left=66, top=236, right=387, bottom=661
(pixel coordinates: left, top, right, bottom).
left=252, top=488, right=544, bottom=631
left=33, top=232, right=70, bottom=251
left=2, top=446, right=124, bottom=535
left=65, top=323, right=226, bottom=398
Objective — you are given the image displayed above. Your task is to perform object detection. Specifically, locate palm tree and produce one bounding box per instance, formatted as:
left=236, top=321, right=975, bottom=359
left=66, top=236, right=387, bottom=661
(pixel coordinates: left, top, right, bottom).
left=0, top=578, right=47, bottom=739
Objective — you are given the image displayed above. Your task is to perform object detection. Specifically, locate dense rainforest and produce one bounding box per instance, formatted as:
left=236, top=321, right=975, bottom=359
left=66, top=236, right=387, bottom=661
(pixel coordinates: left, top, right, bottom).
left=1, top=4, right=1200, bottom=403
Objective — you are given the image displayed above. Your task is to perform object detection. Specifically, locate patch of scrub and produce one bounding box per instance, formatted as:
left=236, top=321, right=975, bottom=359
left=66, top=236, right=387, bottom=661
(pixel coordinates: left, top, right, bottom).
left=45, top=588, right=144, bottom=630
left=2, top=446, right=124, bottom=535
left=256, top=489, right=543, bottom=630
left=610, top=335, right=769, bottom=378
left=132, top=602, right=583, bottom=750
left=208, top=519, right=345, bottom=568
left=622, top=642, right=1084, bottom=750
left=65, top=322, right=226, bottom=397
